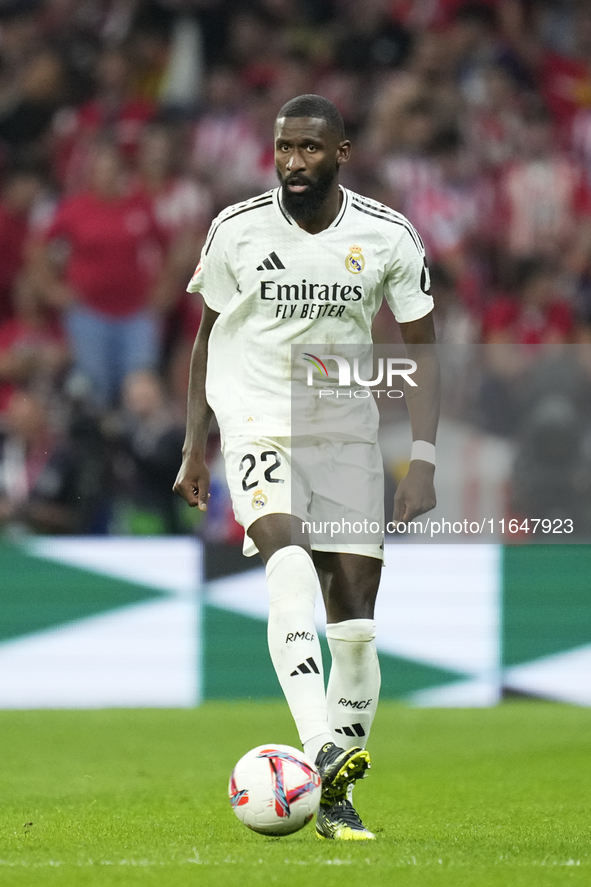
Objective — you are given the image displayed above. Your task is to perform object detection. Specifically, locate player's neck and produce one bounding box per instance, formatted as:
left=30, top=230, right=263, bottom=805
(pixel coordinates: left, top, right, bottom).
left=294, top=185, right=343, bottom=235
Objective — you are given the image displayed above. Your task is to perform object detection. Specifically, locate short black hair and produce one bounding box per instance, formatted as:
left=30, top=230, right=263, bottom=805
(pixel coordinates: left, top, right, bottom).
left=276, top=94, right=345, bottom=140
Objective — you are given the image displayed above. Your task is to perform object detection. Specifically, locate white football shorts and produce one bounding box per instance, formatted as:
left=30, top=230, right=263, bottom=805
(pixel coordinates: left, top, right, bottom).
left=220, top=434, right=385, bottom=560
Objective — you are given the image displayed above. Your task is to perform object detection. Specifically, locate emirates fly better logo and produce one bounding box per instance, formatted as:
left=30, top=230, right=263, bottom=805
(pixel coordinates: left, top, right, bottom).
left=302, top=352, right=417, bottom=399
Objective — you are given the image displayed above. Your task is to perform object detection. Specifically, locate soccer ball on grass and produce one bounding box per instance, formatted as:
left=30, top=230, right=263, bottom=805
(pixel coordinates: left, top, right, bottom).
left=229, top=744, right=322, bottom=836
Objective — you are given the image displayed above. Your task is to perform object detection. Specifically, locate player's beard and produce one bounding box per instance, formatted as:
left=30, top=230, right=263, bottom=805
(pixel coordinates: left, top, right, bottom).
left=279, top=163, right=339, bottom=223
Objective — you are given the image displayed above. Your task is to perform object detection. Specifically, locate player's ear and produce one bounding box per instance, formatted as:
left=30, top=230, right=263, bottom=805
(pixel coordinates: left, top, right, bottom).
left=337, top=140, right=351, bottom=166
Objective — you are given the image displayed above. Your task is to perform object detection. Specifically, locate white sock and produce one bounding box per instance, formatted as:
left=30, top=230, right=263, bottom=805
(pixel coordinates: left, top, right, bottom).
left=266, top=546, right=333, bottom=762
left=326, top=619, right=381, bottom=750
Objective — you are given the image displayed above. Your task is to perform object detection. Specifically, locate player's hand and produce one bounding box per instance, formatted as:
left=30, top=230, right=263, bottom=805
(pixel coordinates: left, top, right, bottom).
left=392, top=460, right=436, bottom=525
left=173, top=456, right=210, bottom=511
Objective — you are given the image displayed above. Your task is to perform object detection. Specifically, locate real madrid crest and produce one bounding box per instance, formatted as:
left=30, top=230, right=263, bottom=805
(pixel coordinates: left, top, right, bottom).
left=251, top=489, right=268, bottom=510
left=345, top=245, right=365, bottom=274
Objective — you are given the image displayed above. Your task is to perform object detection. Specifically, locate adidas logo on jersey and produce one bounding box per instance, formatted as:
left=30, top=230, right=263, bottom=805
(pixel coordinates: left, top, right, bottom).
left=257, top=251, right=285, bottom=271
left=290, top=657, right=320, bottom=676
left=335, top=723, right=366, bottom=738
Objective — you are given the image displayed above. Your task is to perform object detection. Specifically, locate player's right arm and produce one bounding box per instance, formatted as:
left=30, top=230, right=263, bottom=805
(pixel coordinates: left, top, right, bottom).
left=173, top=302, right=219, bottom=510
left=174, top=203, right=240, bottom=507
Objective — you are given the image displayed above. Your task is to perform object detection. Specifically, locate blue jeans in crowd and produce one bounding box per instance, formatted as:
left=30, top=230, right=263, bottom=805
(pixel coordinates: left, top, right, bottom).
left=65, top=304, right=161, bottom=407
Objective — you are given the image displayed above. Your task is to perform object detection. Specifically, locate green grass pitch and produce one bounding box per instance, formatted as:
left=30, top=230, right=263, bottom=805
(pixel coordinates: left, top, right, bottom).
left=0, top=702, right=590, bottom=887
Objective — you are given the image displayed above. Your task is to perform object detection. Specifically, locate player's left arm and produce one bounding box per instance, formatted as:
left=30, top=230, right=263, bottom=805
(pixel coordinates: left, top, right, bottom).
left=393, top=310, right=439, bottom=524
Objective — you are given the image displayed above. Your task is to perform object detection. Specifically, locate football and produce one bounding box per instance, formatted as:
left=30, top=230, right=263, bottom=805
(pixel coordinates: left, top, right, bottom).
left=229, top=744, right=322, bottom=836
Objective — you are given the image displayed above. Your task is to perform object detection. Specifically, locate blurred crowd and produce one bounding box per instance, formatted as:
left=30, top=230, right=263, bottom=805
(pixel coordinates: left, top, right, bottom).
left=2, top=0, right=591, bottom=538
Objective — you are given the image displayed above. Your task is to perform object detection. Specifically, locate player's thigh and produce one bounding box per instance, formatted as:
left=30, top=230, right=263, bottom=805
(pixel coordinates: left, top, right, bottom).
left=222, top=436, right=310, bottom=559
left=308, top=438, right=385, bottom=552
left=248, top=512, right=311, bottom=564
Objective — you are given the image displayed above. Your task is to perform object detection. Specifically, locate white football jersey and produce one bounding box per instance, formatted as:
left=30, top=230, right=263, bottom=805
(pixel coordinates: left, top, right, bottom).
left=188, top=186, right=433, bottom=437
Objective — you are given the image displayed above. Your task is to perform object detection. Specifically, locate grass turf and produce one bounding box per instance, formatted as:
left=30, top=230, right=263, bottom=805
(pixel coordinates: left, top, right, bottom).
left=0, top=702, right=590, bottom=887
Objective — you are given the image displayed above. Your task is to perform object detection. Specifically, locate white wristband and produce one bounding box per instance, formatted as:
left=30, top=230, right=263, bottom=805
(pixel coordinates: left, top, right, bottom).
left=411, top=440, right=436, bottom=465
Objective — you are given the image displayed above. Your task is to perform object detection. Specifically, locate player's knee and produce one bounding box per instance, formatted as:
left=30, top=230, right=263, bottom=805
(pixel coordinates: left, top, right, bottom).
left=325, top=618, right=376, bottom=642
left=266, top=545, right=319, bottom=604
